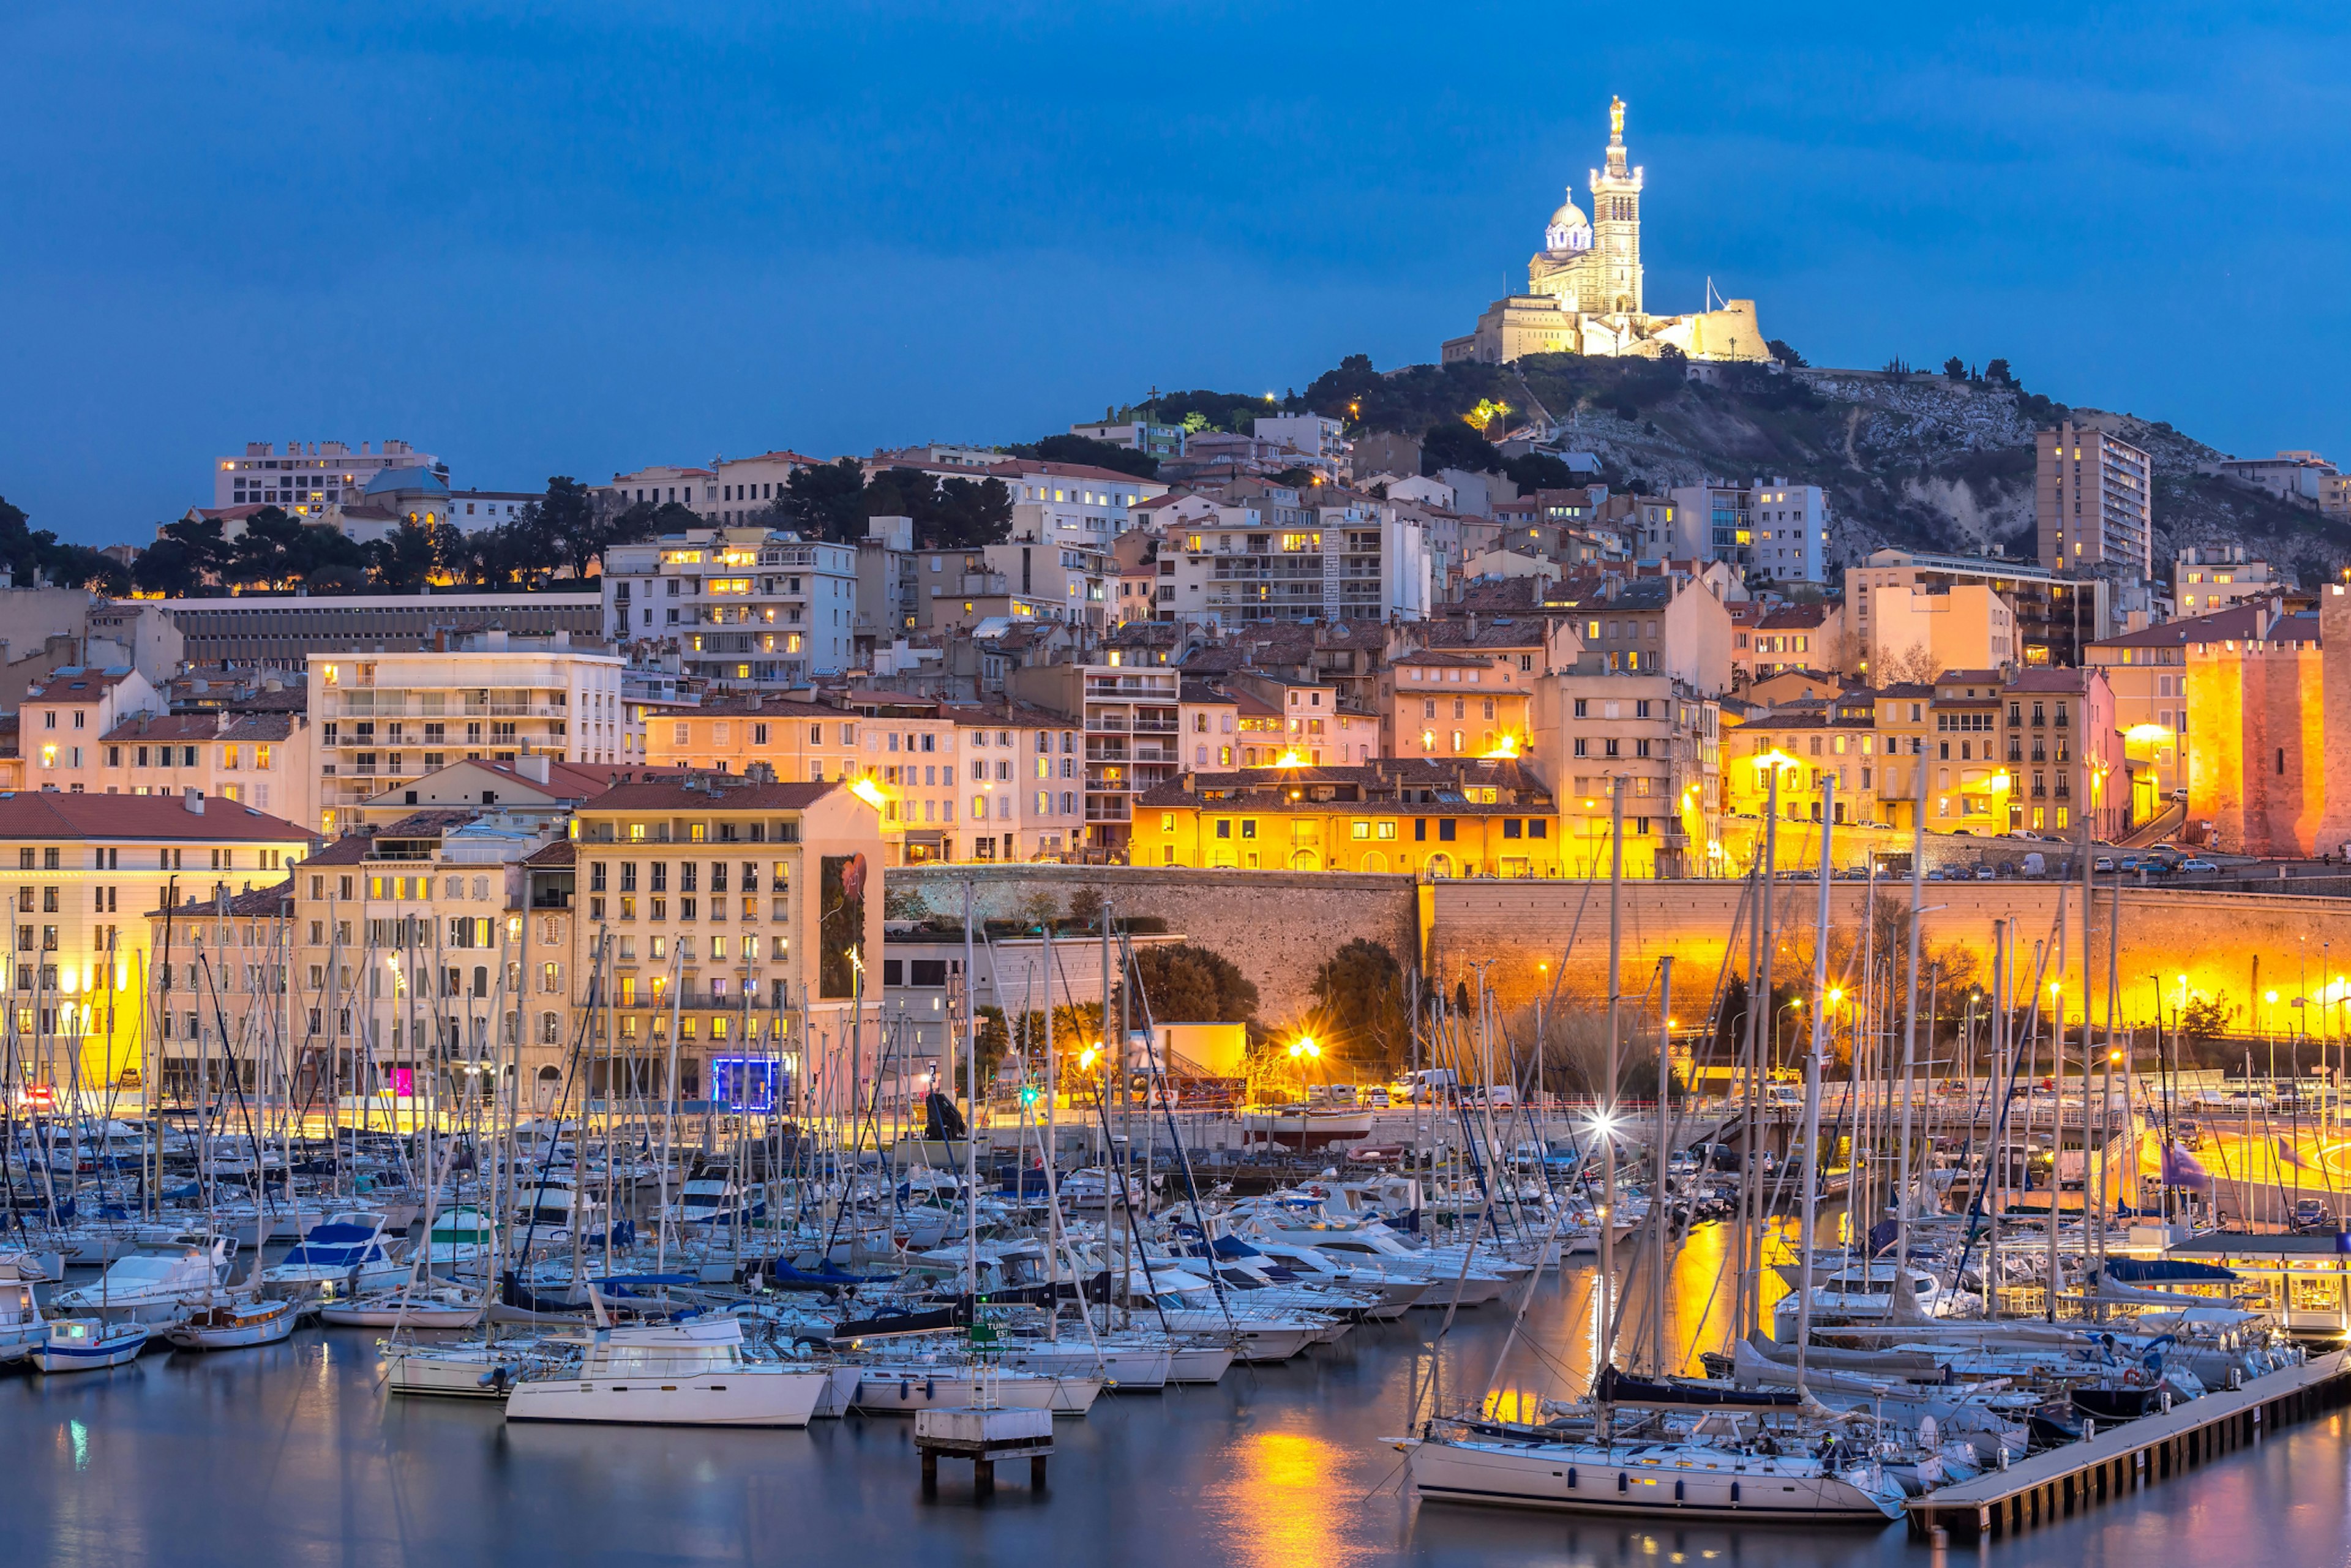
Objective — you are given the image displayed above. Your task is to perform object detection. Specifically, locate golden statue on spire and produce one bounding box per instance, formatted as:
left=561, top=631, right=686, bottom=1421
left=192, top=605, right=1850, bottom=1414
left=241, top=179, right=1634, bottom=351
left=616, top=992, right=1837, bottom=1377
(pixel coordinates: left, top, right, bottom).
left=1610, top=96, right=1625, bottom=143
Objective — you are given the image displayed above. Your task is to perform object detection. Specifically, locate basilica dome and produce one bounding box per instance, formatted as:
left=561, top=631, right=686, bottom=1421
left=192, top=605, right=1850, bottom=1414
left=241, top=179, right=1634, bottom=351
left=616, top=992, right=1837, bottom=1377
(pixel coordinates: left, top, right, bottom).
left=1545, top=194, right=1592, bottom=254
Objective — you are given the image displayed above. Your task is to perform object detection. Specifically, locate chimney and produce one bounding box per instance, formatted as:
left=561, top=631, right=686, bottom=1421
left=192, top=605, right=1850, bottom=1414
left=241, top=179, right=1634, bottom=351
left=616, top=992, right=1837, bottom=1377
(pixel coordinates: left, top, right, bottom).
left=519, top=755, right=552, bottom=785
left=486, top=628, right=509, bottom=651
left=185, top=787, right=205, bottom=816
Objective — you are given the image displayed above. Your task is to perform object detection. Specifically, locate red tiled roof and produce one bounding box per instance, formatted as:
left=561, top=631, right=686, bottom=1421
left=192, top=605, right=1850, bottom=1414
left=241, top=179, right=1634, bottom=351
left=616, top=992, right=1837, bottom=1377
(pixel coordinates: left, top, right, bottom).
left=0, top=791, right=311, bottom=841
left=579, top=778, right=841, bottom=812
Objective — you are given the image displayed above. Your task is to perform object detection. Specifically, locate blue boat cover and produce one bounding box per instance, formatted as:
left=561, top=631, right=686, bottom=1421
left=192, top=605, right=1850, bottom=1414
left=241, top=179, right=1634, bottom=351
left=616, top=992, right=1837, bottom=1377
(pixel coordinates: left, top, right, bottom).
left=2101, top=1258, right=2237, bottom=1283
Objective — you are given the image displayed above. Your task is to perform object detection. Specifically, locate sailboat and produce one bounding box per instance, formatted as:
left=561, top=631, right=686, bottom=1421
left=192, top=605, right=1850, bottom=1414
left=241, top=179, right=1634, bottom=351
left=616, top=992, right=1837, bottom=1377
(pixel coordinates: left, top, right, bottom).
left=0, top=1261, right=50, bottom=1364
left=504, top=1311, right=831, bottom=1427
left=162, top=1295, right=299, bottom=1351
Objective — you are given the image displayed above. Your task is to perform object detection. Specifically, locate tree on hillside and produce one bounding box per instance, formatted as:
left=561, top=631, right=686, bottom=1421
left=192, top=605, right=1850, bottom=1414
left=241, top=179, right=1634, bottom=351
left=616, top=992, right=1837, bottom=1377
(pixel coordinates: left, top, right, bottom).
left=0, top=495, right=130, bottom=595
left=1121, top=942, right=1259, bottom=1026
left=140, top=513, right=233, bottom=594
left=1504, top=451, right=1577, bottom=492
left=1420, top=419, right=1501, bottom=476
left=1302, top=353, right=1382, bottom=425
left=784, top=457, right=868, bottom=542
left=1943, top=356, right=1968, bottom=381
left=1147, top=388, right=1282, bottom=435
left=1310, top=939, right=1410, bottom=1073
left=1008, top=433, right=1158, bottom=481
left=860, top=467, right=1013, bottom=549
left=366, top=517, right=441, bottom=592
left=131, top=538, right=205, bottom=597
left=1768, top=339, right=1807, bottom=367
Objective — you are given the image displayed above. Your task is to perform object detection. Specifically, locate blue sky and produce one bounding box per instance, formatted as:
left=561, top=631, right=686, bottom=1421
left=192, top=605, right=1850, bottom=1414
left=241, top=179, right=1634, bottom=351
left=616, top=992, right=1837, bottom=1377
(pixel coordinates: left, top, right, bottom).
left=2, top=2, right=2345, bottom=541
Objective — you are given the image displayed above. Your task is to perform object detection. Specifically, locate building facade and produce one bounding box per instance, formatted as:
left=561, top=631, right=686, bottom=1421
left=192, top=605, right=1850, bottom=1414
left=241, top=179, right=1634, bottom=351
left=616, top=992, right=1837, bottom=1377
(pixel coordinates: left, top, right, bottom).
left=2036, top=422, right=2153, bottom=581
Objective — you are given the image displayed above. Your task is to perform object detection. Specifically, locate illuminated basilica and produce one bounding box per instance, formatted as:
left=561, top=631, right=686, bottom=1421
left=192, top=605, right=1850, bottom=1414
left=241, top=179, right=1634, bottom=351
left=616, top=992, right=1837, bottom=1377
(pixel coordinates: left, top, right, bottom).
left=1442, top=99, right=1770, bottom=366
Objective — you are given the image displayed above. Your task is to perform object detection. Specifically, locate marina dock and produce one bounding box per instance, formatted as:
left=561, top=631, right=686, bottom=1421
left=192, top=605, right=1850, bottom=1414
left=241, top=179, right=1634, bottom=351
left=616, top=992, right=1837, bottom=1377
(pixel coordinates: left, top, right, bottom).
left=1907, top=1348, right=2351, bottom=1540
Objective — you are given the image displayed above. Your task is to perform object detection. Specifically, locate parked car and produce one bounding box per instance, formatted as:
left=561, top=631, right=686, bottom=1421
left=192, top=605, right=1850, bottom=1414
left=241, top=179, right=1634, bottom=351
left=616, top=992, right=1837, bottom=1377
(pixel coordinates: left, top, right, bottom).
left=1974, top=865, right=1995, bottom=880
left=2179, top=858, right=2220, bottom=874
left=2294, top=1198, right=2333, bottom=1232
left=1925, top=868, right=1946, bottom=881
left=2094, top=856, right=2116, bottom=872
left=2015, top=830, right=2044, bottom=842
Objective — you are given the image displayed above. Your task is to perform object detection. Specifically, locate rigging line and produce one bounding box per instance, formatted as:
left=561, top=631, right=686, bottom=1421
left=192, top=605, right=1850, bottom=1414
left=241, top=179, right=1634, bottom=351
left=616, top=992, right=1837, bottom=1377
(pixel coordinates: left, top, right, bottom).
left=1115, top=928, right=1220, bottom=1339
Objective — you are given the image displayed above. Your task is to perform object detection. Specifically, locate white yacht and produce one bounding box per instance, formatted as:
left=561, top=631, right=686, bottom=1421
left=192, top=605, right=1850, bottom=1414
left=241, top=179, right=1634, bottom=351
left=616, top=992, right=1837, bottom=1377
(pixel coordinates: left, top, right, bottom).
left=506, top=1316, right=830, bottom=1427
left=262, top=1214, right=408, bottom=1300
left=0, top=1262, right=48, bottom=1363
left=383, top=1334, right=560, bottom=1399
left=833, top=1358, right=1103, bottom=1416
left=1403, top=1414, right=1908, bottom=1521
left=52, top=1238, right=231, bottom=1323
left=424, top=1206, right=496, bottom=1272
left=659, top=1178, right=766, bottom=1228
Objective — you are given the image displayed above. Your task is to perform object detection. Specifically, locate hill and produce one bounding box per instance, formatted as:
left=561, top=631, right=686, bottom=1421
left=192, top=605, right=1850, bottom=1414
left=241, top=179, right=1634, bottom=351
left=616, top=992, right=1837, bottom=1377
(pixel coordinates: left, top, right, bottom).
left=1275, top=353, right=2350, bottom=584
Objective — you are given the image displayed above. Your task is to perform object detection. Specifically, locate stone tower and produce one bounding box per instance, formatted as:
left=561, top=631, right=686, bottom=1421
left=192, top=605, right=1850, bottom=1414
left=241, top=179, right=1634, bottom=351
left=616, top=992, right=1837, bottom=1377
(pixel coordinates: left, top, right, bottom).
left=1588, top=96, right=1644, bottom=317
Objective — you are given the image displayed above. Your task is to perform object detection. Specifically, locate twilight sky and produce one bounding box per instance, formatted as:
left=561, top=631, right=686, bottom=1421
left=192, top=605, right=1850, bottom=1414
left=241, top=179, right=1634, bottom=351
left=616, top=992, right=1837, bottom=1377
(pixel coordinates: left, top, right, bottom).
left=2, top=2, right=2345, bottom=542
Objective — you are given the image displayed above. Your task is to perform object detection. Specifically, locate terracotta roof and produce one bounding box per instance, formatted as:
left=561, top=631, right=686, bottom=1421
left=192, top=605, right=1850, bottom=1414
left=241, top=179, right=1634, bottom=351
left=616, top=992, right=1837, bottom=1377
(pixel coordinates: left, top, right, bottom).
left=2091, top=602, right=2269, bottom=649
left=932, top=700, right=1068, bottom=728
left=525, top=839, right=578, bottom=866
left=579, top=778, right=841, bottom=812
left=645, top=692, right=836, bottom=719
left=989, top=459, right=1163, bottom=487
left=0, top=790, right=312, bottom=841
left=102, top=714, right=219, bottom=743
left=1139, top=757, right=1552, bottom=815
left=300, top=836, right=375, bottom=866
left=375, top=809, right=482, bottom=838
left=26, top=669, right=136, bottom=702
left=149, top=878, right=297, bottom=920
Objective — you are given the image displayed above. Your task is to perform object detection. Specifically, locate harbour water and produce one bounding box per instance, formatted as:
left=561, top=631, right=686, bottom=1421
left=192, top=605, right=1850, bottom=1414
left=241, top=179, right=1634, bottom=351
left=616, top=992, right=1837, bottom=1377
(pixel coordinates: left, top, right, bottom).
left=7, top=1260, right=2347, bottom=1567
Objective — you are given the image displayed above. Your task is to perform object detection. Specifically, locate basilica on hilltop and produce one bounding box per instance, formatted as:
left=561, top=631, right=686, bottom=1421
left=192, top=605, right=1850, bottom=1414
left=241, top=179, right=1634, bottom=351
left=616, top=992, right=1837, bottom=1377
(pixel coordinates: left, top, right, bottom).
left=1442, top=99, right=1769, bottom=366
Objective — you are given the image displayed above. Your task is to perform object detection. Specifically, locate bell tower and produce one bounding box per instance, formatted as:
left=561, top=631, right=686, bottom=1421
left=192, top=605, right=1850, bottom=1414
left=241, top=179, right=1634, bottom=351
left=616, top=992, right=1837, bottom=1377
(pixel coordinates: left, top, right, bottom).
left=1588, top=96, right=1644, bottom=317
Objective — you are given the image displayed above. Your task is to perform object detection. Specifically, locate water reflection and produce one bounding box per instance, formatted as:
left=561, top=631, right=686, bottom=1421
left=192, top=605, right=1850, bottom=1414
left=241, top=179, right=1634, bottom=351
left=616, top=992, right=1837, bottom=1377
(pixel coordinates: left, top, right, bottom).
left=0, top=1274, right=2345, bottom=1568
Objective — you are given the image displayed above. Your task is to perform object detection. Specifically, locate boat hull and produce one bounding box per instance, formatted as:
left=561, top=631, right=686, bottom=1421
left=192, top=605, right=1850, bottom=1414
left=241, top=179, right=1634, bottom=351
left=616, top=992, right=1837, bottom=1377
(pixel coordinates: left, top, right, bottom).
left=1405, top=1438, right=1904, bottom=1521
left=841, top=1367, right=1102, bottom=1416
left=505, top=1367, right=828, bottom=1427
left=37, top=1324, right=151, bottom=1372
left=163, top=1301, right=299, bottom=1350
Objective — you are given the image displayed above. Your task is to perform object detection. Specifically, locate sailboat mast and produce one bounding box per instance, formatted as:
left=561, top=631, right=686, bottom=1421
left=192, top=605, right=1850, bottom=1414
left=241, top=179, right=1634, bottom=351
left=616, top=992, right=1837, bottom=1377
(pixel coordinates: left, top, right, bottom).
left=1895, top=747, right=1926, bottom=1279
left=1791, top=780, right=1834, bottom=1396
left=1651, top=957, right=1671, bottom=1375
left=1599, top=788, right=1624, bottom=1405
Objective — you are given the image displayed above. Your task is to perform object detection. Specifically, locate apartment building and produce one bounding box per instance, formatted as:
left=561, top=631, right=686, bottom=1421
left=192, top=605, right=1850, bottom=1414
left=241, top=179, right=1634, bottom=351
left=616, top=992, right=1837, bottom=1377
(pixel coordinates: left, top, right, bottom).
left=1134, top=759, right=1559, bottom=877
left=996, top=460, right=1172, bottom=548
left=911, top=541, right=1109, bottom=633
left=309, top=636, right=636, bottom=838
left=152, top=595, right=604, bottom=669
left=1848, top=548, right=2110, bottom=669
left=21, top=661, right=317, bottom=823
left=2036, top=422, right=2153, bottom=581
left=1723, top=703, right=1878, bottom=830
left=2001, top=666, right=2125, bottom=839
left=1550, top=574, right=1736, bottom=695
left=2173, top=546, right=2280, bottom=616
left=212, top=439, right=441, bottom=509
left=1859, top=582, right=2017, bottom=679
left=565, top=775, right=885, bottom=1112
left=1376, top=648, right=1535, bottom=760
left=1007, top=663, right=1180, bottom=855
left=282, top=809, right=557, bottom=1108
left=604, top=526, right=858, bottom=683
left=20, top=790, right=316, bottom=1089
left=1867, top=683, right=1936, bottom=830
left=643, top=692, right=1085, bottom=863
left=1160, top=493, right=1430, bottom=626
left=1067, top=419, right=1187, bottom=457
left=1529, top=671, right=1723, bottom=877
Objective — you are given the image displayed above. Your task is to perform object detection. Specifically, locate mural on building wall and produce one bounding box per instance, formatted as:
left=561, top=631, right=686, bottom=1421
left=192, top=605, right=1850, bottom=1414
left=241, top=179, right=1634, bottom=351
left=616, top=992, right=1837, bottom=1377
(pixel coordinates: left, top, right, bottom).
left=819, top=853, right=868, bottom=1000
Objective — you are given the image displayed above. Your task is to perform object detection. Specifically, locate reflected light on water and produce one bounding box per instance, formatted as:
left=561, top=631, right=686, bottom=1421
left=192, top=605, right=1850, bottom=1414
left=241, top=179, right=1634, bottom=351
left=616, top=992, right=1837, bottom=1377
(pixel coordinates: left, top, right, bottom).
left=1204, top=1431, right=1345, bottom=1568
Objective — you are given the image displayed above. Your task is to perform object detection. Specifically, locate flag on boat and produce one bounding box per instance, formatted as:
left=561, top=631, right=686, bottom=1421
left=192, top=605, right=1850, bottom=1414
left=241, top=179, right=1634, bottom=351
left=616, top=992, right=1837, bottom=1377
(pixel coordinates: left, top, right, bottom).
left=2160, top=1143, right=2212, bottom=1191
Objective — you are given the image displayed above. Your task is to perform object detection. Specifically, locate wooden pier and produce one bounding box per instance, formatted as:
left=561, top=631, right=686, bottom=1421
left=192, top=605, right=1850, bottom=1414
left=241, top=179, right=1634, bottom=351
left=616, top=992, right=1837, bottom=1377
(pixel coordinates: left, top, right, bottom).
left=1907, top=1349, right=2351, bottom=1540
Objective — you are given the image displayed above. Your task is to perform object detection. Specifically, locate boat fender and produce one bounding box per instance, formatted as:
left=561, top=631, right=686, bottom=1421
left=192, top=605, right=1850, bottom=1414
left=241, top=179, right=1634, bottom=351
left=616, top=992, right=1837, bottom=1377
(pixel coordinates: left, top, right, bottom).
left=1617, top=1472, right=1628, bottom=1493
left=900, top=1378, right=911, bottom=1401
left=1729, top=1481, right=1739, bottom=1504
left=1674, top=1480, right=1684, bottom=1501
left=924, top=1378, right=935, bottom=1400
left=1567, top=1468, right=1577, bottom=1490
